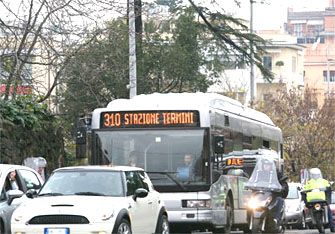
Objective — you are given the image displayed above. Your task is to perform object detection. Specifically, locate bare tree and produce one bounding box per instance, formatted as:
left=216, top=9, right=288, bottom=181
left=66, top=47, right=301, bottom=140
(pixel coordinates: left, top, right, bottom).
left=0, top=0, right=126, bottom=105
left=257, top=88, right=335, bottom=180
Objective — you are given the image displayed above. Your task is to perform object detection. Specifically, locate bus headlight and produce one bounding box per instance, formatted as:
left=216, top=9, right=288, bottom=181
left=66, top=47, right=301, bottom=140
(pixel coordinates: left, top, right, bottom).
left=185, top=199, right=211, bottom=208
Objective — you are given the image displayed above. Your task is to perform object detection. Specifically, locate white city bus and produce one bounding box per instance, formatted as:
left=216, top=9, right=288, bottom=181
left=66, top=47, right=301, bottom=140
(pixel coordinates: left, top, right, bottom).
left=89, top=92, right=283, bottom=233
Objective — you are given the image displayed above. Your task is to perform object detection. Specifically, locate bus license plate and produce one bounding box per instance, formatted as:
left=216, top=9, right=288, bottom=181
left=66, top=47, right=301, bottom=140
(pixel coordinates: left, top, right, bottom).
left=44, top=227, right=70, bottom=234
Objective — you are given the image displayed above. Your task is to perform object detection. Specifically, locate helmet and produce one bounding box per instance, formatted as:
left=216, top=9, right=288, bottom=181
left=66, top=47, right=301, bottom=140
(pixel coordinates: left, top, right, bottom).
left=227, top=169, right=244, bottom=176
left=309, top=168, right=322, bottom=180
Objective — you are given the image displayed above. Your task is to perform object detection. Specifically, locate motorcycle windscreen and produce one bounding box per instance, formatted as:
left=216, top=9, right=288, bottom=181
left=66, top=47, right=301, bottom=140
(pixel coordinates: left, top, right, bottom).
left=244, top=157, right=282, bottom=192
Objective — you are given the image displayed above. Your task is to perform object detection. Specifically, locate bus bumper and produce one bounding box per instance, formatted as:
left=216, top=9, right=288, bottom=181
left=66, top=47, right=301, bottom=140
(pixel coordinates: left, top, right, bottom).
left=167, top=208, right=227, bottom=225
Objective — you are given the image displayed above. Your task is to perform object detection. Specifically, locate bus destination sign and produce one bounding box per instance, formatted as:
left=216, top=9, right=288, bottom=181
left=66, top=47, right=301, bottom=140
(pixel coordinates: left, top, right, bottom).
left=100, top=110, right=200, bottom=128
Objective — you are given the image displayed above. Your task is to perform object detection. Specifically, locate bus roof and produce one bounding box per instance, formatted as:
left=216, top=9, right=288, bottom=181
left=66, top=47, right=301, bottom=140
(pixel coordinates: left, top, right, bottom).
left=91, top=92, right=276, bottom=129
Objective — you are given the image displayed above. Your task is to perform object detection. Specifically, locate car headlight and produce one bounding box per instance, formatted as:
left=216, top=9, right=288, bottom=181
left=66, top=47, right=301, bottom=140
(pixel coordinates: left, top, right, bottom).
left=185, top=199, right=211, bottom=208
left=12, top=213, right=23, bottom=222
left=101, top=210, right=115, bottom=221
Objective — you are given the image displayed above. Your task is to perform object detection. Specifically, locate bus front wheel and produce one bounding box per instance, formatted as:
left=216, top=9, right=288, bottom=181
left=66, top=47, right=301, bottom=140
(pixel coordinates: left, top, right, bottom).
left=214, top=196, right=233, bottom=233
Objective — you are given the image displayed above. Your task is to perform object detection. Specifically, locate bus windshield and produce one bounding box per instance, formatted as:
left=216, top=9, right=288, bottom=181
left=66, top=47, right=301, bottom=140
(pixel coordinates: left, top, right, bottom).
left=93, top=129, right=210, bottom=190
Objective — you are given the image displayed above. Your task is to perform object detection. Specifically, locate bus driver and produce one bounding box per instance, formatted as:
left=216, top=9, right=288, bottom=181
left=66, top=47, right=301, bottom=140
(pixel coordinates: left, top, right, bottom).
left=176, top=153, right=195, bottom=181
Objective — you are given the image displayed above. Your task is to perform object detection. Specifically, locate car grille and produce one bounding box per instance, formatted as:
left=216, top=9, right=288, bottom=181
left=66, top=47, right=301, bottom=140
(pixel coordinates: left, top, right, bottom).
left=28, top=215, right=89, bottom=224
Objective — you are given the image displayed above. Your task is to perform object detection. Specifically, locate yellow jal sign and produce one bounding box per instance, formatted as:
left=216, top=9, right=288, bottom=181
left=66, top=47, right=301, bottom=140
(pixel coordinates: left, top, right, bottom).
left=226, top=158, right=244, bottom=166
left=100, top=110, right=200, bottom=128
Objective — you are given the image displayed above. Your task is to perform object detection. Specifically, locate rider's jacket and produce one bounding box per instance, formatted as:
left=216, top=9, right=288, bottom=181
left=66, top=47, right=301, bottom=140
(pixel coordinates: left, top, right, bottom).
left=304, top=178, right=330, bottom=202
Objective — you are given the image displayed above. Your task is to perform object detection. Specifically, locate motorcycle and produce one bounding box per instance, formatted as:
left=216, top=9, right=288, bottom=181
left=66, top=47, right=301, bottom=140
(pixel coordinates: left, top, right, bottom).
left=301, top=187, right=331, bottom=234
left=245, top=158, right=286, bottom=233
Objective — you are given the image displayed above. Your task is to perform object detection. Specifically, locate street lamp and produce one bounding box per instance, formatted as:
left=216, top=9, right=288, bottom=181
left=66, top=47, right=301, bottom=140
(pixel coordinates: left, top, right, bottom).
left=250, top=0, right=255, bottom=105
left=249, top=0, right=266, bottom=106
left=128, top=0, right=137, bottom=99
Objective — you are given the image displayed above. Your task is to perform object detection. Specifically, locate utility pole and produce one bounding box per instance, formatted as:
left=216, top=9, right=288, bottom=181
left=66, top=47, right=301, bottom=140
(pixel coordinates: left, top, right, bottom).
left=128, top=0, right=137, bottom=98
left=249, top=0, right=255, bottom=106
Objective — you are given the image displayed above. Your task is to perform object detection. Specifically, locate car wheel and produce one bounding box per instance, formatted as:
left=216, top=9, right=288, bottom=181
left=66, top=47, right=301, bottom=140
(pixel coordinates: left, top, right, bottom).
left=114, top=218, right=132, bottom=234
left=155, top=214, right=169, bottom=234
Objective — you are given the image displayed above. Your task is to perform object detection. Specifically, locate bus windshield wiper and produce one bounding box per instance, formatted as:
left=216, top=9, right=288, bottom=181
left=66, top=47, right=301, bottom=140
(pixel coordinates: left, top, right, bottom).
left=74, top=192, right=105, bottom=196
left=39, top=192, right=64, bottom=197
left=147, top=171, right=187, bottom=191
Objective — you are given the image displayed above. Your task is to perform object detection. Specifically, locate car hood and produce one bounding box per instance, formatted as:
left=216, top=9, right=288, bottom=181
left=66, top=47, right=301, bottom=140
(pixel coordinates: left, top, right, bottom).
left=12, top=195, right=128, bottom=222
left=285, top=198, right=301, bottom=211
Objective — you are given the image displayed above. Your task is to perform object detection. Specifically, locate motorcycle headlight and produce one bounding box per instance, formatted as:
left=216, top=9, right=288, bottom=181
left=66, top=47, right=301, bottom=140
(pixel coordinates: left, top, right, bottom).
left=186, top=199, right=211, bottom=208
left=314, top=203, right=321, bottom=210
left=248, top=196, right=272, bottom=209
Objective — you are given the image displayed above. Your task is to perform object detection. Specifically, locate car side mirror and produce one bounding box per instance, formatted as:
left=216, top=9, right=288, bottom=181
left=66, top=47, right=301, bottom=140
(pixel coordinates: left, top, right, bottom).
left=7, top=190, right=24, bottom=205
left=26, top=189, right=38, bottom=199
left=132, top=188, right=148, bottom=201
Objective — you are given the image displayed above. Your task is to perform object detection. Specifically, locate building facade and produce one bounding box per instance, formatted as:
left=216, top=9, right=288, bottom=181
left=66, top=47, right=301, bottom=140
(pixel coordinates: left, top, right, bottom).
left=286, top=0, right=335, bottom=106
left=255, top=30, right=305, bottom=102
left=208, top=30, right=305, bottom=105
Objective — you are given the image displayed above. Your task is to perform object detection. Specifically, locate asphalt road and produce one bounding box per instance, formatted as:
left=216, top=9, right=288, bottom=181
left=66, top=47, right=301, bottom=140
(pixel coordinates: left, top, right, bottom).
left=283, top=228, right=333, bottom=234
left=179, top=228, right=335, bottom=234
left=229, top=229, right=334, bottom=234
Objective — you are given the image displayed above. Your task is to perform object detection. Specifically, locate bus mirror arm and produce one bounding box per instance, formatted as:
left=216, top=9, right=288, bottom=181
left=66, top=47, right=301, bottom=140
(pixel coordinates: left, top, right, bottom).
left=214, top=135, right=225, bottom=154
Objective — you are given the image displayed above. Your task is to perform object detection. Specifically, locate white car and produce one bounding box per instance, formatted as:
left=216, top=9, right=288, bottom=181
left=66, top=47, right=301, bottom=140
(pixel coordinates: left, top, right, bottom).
left=0, top=164, right=44, bottom=233
left=11, top=165, right=169, bottom=234
left=285, top=182, right=311, bottom=229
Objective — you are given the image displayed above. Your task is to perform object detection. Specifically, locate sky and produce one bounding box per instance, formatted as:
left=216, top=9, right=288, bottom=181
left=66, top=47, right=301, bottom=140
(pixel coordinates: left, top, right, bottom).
left=0, top=0, right=330, bottom=30
left=217, top=0, right=329, bottom=30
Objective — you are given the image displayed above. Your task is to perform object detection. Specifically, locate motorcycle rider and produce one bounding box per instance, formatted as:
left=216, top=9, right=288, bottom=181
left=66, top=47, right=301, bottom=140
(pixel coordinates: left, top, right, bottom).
left=303, top=168, right=335, bottom=232
left=247, top=158, right=288, bottom=232
left=261, top=159, right=288, bottom=230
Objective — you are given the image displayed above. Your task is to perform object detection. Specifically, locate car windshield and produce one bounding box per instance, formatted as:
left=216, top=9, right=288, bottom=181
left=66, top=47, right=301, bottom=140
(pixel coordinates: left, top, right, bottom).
left=39, top=170, right=124, bottom=197
left=287, top=185, right=299, bottom=199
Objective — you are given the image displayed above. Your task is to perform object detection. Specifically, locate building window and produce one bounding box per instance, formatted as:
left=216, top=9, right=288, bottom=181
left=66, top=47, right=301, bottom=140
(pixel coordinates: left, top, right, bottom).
left=293, top=24, right=303, bottom=37
left=263, top=56, right=272, bottom=70
left=292, top=56, right=297, bottom=73
left=323, top=71, right=335, bottom=82
left=297, top=38, right=305, bottom=44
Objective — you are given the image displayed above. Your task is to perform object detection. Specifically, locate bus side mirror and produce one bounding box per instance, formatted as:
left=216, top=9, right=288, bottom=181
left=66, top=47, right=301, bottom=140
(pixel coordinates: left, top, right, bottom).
left=214, top=135, right=225, bottom=154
